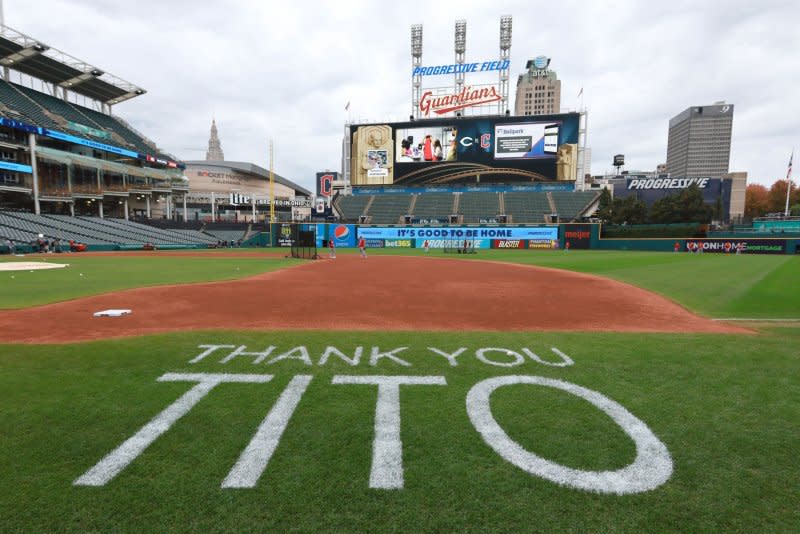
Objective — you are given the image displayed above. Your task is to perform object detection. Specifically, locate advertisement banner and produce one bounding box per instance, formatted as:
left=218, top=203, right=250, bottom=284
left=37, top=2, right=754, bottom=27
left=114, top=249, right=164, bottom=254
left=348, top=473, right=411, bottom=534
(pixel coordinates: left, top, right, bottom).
left=685, top=240, right=786, bottom=255
left=358, top=226, right=558, bottom=241
left=349, top=182, right=575, bottom=195
left=563, top=224, right=592, bottom=249
left=494, top=122, right=559, bottom=159
left=277, top=223, right=294, bottom=247
left=415, top=238, right=491, bottom=249
left=492, top=239, right=527, bottom=249
left=384, top=239, right=415, bottom=248
left=364, top=239, right=385, bottom=248
left=529, top=239, right=557, bottom=249
left=331, top=224, right=356, bottom=248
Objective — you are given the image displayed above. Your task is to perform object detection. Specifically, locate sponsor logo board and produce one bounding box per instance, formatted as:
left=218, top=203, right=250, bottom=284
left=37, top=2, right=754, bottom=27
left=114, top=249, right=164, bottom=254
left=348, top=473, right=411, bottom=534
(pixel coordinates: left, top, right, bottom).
left=562, top=224, right=592, bottom=249
left=528, top=239, right=557, bottom=249
left=685, top=240, right=786, bottom=254
left=415, top=239, right=490, bottom=249
left=384, top=239, right=414, bottom=248
left=492, top=239, right=526, bottom=249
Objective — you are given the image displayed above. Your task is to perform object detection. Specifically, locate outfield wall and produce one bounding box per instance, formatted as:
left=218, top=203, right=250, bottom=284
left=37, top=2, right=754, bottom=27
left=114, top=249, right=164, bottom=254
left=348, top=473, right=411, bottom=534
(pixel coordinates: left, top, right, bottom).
left=258, top=223, right=800, bottom=255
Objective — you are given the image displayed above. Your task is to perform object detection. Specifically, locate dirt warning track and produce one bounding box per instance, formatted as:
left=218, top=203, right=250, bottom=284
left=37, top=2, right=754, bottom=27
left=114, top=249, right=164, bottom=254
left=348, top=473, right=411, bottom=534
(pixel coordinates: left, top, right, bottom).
left=0, top=255, right=748, bottom=343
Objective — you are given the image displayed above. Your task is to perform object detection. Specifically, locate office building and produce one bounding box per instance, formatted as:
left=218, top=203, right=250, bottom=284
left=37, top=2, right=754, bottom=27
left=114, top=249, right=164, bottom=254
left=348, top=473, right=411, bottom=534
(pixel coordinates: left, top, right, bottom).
left=514, top=56, right=561, bottom=116
left=666, top=102, right=733, bottom=178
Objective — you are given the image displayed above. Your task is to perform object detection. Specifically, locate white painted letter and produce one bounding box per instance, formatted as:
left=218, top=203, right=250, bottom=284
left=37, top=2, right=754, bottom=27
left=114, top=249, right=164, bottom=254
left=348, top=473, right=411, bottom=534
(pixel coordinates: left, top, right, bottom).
left=369, top=347, right=411, bottom=367
left=466, top=376, right=673, bottom=494
left=428, top=347, right=467, bottom=367
left=332, top=375, right=446, bottom=489
left=219, top=345, right=276, bottom=364
left=189, top=344, right=236, bottom=364
left=267, top=346, right=313, bottom=366
left=522, top=347, right=575, bottom=367
left=222, top=375, right=313, bottom=488
left=318, top=346, right=363, bottom=366
left=74, top=373, right=274, bottom=487
left=475, top=348, right=525, bottom=367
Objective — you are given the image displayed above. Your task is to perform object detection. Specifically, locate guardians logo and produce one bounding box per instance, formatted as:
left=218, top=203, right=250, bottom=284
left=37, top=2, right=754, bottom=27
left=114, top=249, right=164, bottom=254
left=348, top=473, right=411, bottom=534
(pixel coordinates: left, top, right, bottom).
left=419, top=86, right=502, bottom=116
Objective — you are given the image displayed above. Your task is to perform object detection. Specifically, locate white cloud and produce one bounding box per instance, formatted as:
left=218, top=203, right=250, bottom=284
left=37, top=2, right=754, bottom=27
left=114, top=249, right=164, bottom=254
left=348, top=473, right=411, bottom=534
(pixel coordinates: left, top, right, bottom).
left=5, top=0, right=799, bottom=189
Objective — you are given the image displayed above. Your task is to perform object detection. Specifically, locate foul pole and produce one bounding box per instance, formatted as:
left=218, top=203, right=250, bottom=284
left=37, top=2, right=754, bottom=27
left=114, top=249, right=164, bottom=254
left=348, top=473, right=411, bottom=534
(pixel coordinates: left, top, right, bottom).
left=784, top=149, right=793, bottom=217
left=269, top=140, right=275, bottom=223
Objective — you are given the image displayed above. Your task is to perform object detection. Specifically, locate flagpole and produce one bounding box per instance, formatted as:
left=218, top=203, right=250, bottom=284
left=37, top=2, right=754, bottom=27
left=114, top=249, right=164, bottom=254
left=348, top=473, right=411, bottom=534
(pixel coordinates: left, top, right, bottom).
left=785, top=149, right=794, bottom=217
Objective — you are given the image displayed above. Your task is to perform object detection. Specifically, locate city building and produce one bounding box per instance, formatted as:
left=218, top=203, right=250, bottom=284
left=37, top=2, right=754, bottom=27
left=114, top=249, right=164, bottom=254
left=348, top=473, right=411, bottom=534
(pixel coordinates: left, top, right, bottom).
left=666, top=102, right=733, bottom=179
left=205, top=119, right=224, bottom=161
left=514, top=56, right=561, bottom=116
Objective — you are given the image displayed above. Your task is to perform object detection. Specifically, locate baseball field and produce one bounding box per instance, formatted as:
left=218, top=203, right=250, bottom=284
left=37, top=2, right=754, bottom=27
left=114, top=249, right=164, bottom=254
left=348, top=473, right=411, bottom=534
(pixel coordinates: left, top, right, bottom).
left=0, top=249, right=798, bottom=533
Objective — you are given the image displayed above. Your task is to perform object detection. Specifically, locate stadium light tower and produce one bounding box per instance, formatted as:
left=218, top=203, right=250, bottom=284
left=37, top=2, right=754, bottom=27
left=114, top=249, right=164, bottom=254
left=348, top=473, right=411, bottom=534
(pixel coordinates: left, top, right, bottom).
left=454, top=20, right=466, bottom=97
left=498, top=15, right=512, bottom=115
left=411, top=24, right=423, bottom=120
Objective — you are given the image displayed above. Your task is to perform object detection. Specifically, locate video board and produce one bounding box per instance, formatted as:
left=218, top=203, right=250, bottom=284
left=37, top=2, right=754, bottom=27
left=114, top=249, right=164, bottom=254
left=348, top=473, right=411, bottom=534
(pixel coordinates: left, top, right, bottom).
left=349, top=113, right=580, bottom=187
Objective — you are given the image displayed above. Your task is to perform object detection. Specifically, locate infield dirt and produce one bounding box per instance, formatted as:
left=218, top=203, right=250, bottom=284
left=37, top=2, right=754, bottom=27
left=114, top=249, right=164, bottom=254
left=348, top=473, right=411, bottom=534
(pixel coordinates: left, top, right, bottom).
left=0, top=255, right=749, bottom=343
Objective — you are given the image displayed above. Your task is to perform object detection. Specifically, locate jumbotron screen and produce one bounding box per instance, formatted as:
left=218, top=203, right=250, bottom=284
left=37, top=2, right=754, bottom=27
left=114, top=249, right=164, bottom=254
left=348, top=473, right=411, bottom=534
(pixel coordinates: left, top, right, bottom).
left=349, top=113, right=580, bottom=186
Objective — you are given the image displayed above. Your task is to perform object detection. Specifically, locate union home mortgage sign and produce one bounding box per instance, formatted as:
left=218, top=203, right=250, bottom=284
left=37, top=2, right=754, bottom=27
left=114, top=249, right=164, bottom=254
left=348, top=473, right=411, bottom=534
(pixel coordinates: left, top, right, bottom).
left=73, top=343, right=673, bottom=496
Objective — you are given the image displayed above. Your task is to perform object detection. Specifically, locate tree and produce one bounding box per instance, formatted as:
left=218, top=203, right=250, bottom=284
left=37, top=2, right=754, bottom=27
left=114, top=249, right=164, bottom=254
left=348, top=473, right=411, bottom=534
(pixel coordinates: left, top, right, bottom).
left=675, top=183, right=714, bottom=223
left=744, top=184, right=769, bottom=219
left=766, top=179, right=799, bottom=214
left=649, top=194, right=678, bottom=224
left=617, top=195, right=648, bottom=224
left=647, top=184, right=712, bottom=224
left=596, top=188, right=613, bottom=222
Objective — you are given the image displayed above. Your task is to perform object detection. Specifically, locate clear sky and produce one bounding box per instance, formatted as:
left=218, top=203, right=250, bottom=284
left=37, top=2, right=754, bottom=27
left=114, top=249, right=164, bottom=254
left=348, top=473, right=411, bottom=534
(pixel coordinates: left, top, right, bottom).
left=5, top=0, right=799, bottom=190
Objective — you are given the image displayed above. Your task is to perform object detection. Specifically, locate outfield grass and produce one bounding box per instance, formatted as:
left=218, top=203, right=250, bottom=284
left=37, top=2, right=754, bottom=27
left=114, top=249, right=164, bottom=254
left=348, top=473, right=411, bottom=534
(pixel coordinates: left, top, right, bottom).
left=1, top=250, right=798, bottom=532
left=1, top=329, right=798, bottom=532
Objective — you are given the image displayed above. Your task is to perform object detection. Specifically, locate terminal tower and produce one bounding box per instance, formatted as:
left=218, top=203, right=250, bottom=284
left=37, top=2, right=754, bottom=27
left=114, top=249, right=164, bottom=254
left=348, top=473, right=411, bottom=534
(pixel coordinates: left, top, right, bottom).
left=205, top=119, right=225, bottom=161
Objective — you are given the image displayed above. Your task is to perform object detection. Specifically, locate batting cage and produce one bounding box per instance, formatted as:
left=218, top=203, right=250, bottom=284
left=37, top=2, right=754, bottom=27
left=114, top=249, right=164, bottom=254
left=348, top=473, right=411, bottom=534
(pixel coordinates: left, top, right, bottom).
left=444, top=239, right=478, bottom=254
left=290, top=224, right=318, bottom=259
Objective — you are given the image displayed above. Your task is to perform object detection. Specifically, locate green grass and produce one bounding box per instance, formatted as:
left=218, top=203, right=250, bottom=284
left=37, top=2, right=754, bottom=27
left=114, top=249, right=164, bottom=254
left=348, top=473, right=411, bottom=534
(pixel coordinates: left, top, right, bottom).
left=1, top=329, right=798, bottom=533
left=366, top=248, right=800, bottom=319
left=1, top=249, right=798, bottom=532
left=0, top=253, right=300, bottom=309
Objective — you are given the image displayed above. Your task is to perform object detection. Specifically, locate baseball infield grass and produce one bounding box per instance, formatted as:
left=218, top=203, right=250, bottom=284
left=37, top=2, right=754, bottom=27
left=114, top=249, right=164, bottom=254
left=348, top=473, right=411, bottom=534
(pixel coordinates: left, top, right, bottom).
left=0, top=253, right=299, bottom=309
left=1, top=250, right=798, bottom=532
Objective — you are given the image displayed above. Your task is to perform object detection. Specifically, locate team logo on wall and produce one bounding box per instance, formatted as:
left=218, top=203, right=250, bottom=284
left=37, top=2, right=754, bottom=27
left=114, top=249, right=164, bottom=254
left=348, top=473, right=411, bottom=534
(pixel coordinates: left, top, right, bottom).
left=419, top=86, right=502, bottom=117
left=318, top=174, right=333, bottom=197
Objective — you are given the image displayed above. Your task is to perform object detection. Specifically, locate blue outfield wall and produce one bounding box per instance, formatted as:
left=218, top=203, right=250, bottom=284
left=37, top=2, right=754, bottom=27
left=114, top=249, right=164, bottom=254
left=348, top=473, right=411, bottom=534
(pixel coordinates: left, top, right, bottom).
left=282, top=223, right=800, bottom=254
